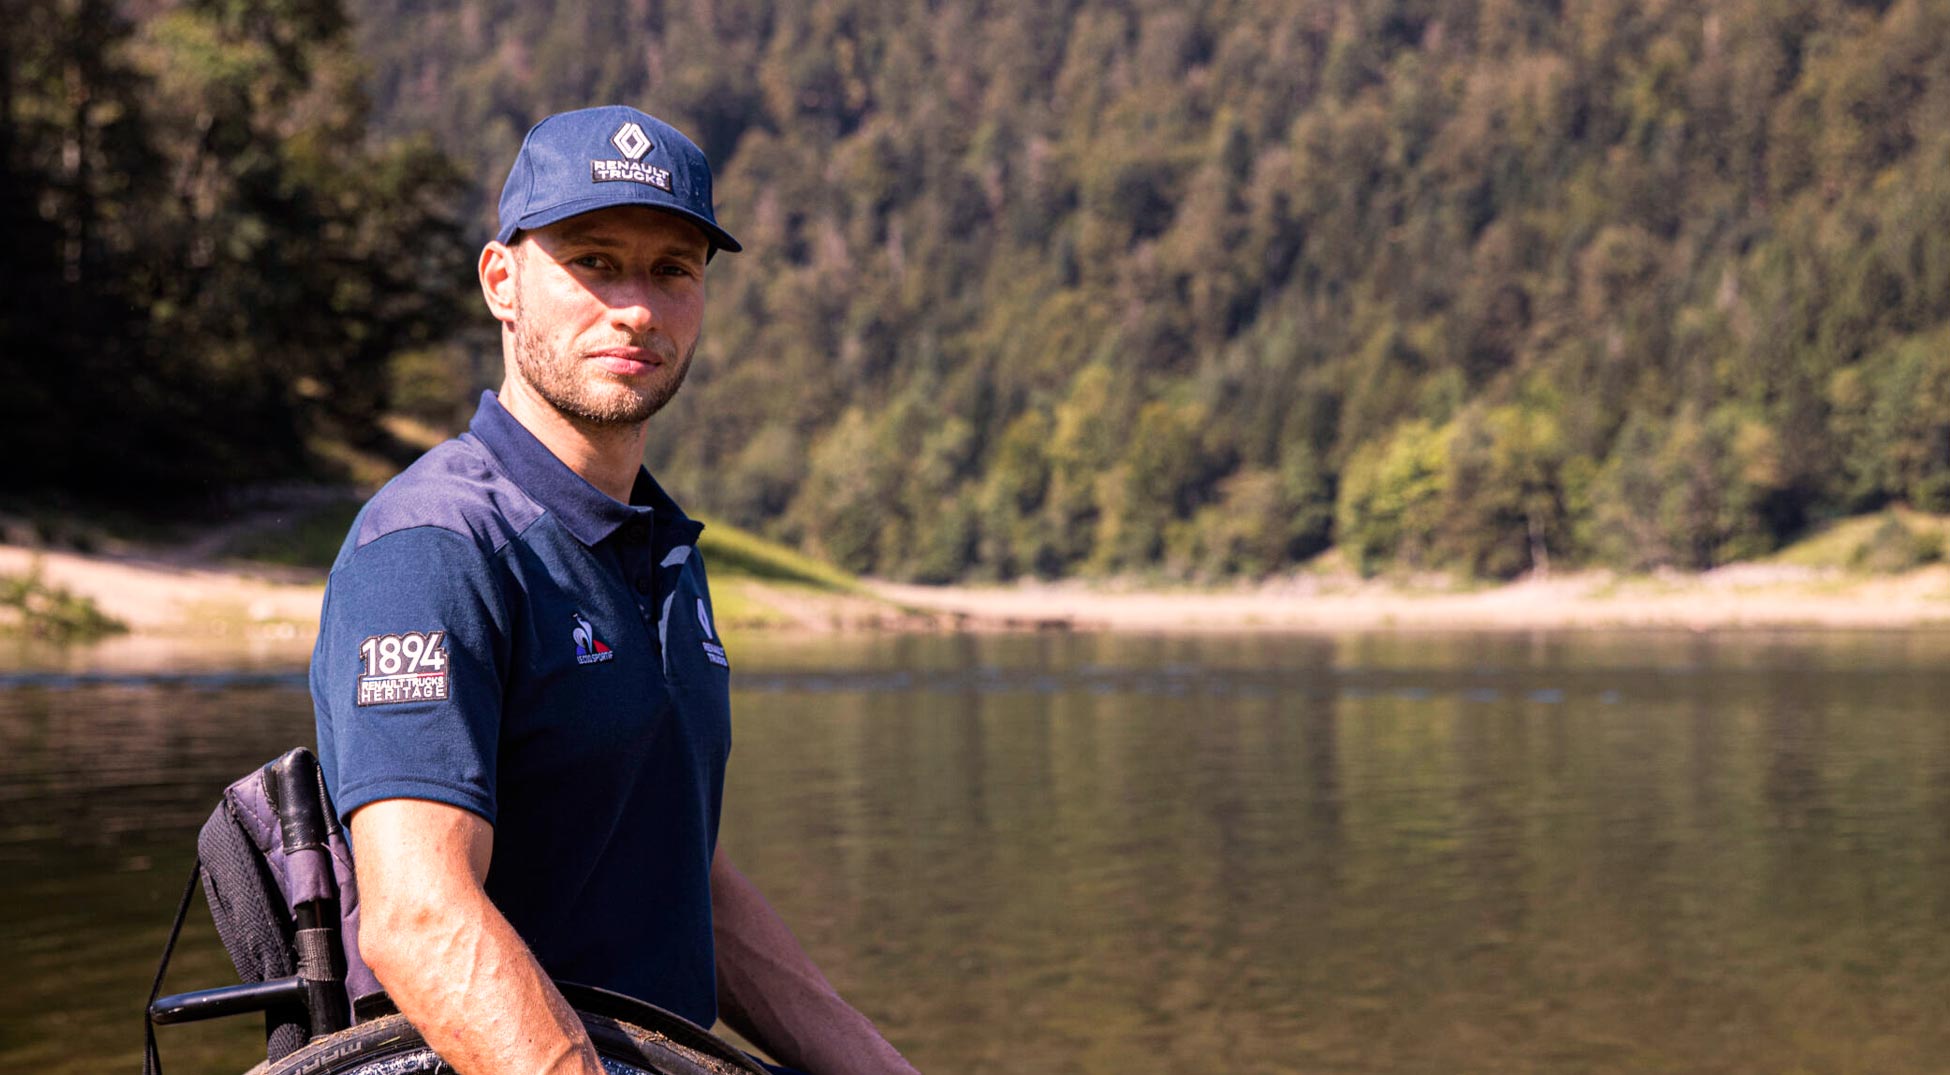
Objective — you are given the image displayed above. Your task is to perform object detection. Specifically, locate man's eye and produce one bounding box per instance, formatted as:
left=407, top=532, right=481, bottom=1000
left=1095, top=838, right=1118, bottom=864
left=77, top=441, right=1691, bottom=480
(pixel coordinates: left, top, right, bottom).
left=571, top=255, right=609, bottom=270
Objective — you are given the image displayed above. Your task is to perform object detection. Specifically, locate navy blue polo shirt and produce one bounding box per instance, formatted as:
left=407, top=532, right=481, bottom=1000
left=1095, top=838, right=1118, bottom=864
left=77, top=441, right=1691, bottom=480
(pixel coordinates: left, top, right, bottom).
left=310, top=391, right=732, bottom=1027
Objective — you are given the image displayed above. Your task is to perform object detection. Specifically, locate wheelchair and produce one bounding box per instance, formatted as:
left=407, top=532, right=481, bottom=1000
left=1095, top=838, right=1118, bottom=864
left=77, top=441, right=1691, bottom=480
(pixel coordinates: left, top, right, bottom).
left=144, top=748, right=766, bottom=1075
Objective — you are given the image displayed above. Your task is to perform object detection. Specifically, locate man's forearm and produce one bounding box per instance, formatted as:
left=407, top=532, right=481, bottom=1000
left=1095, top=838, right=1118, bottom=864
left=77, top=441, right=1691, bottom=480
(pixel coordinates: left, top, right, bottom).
left=366, top=889, right=602, bottom=1075
left=353, top=799, right=604, bottom=1075
left=712, top=852, right=920, bottom=1075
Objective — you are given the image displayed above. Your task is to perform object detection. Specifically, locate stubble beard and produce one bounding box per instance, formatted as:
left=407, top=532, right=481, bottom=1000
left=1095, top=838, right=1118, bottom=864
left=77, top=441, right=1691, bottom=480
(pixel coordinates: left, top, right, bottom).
left=509, top=291, right=696, bottom=429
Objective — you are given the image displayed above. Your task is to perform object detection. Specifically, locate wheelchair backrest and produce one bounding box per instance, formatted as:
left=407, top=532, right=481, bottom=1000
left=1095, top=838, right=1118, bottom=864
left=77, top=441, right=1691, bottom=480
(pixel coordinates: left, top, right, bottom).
left=148, top=748, right=381, bottom=1071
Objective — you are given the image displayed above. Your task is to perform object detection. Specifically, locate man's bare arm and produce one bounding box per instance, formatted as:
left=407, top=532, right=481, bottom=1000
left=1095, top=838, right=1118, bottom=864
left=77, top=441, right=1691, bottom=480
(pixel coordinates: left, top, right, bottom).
left=351, top=798, right=604, bottom=1075
left=711, top=850, right=921, bottom=1075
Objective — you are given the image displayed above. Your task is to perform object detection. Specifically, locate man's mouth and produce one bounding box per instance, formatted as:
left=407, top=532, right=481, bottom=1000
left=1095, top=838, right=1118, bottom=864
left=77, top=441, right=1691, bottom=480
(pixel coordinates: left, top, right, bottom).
left=587, top=346, right=661, bottom=375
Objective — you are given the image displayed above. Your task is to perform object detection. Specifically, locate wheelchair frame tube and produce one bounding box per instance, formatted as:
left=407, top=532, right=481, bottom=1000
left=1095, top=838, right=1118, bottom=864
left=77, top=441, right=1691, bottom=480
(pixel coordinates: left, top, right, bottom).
left=149, top=976, right=311, bottom=1025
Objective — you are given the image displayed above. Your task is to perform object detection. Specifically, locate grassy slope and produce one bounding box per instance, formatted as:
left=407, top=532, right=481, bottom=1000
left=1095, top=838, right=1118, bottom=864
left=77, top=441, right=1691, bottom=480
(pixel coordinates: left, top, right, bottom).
left=1766, top=507, right=1950, bottom=572
left=692, top=516, right=879, bottom=628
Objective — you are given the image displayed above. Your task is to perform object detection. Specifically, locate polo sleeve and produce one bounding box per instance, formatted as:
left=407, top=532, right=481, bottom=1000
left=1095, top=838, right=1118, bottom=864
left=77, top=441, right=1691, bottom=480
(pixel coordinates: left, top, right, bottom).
left=313, top=526, right=508, bottom=826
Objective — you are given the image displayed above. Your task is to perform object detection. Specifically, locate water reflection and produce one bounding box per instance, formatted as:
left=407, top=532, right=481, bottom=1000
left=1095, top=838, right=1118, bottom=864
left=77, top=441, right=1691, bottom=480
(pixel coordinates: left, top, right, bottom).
left=8, top=631, right=1950, bottom=1073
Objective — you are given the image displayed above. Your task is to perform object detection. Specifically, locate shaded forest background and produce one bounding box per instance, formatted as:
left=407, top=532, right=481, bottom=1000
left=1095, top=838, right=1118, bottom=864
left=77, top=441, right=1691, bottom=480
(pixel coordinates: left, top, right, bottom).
left=11, top=0, right=1950, bottom=582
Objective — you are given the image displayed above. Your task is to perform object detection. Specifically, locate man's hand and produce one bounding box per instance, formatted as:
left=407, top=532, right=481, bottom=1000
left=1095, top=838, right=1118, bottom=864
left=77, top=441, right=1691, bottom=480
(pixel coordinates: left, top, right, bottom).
left=712, top=850, right=922, bottom=1075
left=352, top=798, right=605, bottom=1075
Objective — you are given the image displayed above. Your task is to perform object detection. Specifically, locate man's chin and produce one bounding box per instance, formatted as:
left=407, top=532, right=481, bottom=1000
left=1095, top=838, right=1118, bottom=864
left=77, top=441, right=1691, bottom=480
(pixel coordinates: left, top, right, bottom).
left=517, top=352, right=690, bottom=429
left=568, top=384, right=678, bottom=427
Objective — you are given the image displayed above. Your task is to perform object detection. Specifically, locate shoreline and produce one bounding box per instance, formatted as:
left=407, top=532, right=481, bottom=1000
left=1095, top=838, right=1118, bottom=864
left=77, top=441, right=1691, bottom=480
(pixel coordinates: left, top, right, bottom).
left=875, top=565, right=1950, bottom=633
left=8, top=543, right=1950, bottom=654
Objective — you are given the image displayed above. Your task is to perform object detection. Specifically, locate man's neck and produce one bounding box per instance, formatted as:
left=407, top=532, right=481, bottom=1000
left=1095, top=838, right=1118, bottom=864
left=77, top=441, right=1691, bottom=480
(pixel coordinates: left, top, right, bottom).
left=495, top=379, right=649, bottom=504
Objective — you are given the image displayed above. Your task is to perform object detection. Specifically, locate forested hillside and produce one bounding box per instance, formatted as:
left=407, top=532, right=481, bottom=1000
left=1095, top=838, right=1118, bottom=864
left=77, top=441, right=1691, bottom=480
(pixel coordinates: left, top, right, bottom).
left=349, top=0, right=1950, bottom=581
left=14, top=1, right=1950, bottom=583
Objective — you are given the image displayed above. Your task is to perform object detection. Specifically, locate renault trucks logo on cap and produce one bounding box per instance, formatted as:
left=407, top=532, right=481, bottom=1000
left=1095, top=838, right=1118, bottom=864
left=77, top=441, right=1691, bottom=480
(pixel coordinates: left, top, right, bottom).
left=611, top=122, right=653, bottom=160
left=593, top=122, right=672, bottom=192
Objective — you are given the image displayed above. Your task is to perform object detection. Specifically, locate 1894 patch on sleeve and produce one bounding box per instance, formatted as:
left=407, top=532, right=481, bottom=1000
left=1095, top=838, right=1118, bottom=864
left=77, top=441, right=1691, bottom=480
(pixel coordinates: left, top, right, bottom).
left=356, top=630, right=450, bottom=706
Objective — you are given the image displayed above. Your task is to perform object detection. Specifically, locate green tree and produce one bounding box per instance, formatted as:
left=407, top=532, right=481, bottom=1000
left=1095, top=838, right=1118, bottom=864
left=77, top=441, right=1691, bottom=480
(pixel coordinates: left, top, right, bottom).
left=1439, top=399, right=1571, bottom=578
left=1336, top=419, right=1452, bottom=575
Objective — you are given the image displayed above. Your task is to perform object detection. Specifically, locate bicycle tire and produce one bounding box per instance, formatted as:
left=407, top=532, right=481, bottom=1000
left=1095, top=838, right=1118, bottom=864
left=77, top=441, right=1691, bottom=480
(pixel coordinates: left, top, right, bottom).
left=264, top=985, right=766, bottom=1075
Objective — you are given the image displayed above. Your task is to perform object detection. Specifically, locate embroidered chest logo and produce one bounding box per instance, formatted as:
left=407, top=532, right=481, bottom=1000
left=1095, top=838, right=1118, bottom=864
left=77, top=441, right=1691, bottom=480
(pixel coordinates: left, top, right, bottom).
left=697, top=598, right=728, bottom=669
left=355, top=630, right=449, bottom=706
left=572, top=611, right=615, bottom=666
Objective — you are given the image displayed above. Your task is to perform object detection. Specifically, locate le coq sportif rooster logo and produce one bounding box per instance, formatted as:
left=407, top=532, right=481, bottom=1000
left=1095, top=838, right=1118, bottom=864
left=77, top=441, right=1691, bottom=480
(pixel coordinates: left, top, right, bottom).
left=572, top=610, right=614, bottom=666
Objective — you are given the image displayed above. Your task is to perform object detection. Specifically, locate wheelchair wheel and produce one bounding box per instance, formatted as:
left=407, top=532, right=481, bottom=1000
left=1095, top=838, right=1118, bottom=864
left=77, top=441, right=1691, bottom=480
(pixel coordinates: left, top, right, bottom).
left=264, top=984, right=767, bottom=1075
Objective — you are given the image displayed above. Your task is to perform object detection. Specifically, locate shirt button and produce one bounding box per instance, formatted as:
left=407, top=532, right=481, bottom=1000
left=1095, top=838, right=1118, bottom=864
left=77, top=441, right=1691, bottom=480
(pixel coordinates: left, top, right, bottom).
left=620, top=521, right=649, bottom=545
left=634, top=575, right=653, bottom=595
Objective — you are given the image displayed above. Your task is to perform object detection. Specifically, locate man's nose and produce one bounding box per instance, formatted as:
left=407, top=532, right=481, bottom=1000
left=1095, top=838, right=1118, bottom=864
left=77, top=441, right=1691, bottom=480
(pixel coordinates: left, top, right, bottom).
left=608, top=279, right=659, bottom=335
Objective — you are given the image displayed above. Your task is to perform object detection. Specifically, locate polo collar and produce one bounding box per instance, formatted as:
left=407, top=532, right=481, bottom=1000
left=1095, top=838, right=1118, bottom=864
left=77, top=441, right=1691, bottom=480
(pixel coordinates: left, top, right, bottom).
left=466, top=391, right=700, bottom=549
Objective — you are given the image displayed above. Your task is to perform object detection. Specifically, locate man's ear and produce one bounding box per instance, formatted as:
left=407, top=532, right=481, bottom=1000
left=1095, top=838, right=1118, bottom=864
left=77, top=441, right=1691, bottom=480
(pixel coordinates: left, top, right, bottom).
left=479, top=241, right=519, bottom=327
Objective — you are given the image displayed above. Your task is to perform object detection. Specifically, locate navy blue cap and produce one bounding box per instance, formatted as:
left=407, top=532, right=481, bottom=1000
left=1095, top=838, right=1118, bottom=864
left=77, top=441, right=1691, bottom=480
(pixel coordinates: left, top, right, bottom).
left=495, top=105, right=741, bottom=254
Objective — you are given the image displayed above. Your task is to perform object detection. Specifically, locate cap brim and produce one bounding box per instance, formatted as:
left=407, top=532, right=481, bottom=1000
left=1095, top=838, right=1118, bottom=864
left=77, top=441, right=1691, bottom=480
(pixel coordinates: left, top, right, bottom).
left=498, top=195, right=742, bottom=254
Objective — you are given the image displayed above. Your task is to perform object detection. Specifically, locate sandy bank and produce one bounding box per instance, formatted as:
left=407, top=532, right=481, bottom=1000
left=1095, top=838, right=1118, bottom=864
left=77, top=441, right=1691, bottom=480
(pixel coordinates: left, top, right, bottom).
left=12, top=540, right=1950, bottom=644
left=873, top=564, right=1950, bottom=632
left=0, top=544, right=324, bottom=637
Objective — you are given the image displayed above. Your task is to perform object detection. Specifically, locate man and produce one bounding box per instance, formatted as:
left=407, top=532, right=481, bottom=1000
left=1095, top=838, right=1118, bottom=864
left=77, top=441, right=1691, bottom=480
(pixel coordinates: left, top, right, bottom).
left=310, top=105, right=920, bottom=1075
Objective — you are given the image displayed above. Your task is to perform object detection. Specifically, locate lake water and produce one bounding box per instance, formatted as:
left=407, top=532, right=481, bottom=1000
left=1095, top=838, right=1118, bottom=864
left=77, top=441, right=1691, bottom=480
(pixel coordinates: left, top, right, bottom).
left=5, top=630, right=1950, bottom=1074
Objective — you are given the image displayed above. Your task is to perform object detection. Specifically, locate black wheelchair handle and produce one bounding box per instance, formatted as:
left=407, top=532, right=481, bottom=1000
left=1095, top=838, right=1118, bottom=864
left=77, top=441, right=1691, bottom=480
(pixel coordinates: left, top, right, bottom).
left=268, top=748, right=332, bottom=856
